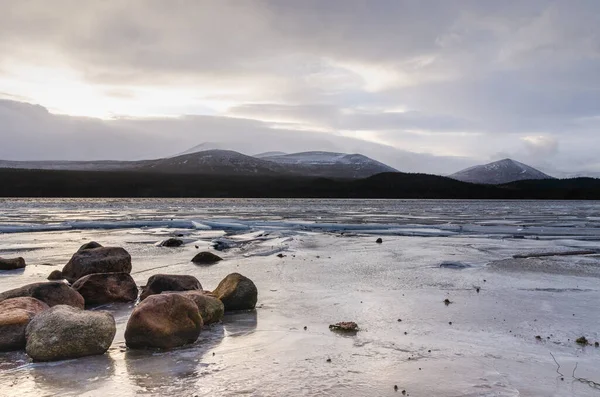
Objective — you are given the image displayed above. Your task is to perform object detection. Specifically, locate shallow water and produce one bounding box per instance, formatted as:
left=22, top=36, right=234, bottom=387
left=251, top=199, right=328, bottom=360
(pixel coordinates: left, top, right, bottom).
left=1, top=199, right=600, bottom=396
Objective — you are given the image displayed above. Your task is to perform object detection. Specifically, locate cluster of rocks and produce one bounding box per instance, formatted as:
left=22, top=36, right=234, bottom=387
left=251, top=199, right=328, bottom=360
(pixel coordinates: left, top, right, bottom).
left=0, top=241, right=258, bottom=362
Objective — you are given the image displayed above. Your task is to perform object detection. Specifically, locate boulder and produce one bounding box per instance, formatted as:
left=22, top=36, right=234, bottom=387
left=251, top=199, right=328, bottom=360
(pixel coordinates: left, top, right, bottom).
left=140, top=274, right=202, bottom=301
left=125, top=294, right=203, bottom=349
left=25, top=305, right=116, bottom=362
left=62, top=246, right=132, bottom=283
left=0, top=282, right=84, bottom=309
left=162, top=290, right=224, bottom=324
left=47, top=270, right=64, bottom=280
left=0, top=257, right=26, bottom=271
left=79, top=241, right=103, bottom=251
left=191, top=251, right=222, bottom=264
left=212, top=273, right=258, bottom=311
left=0, top=297, right=49, bottom=351
left=72, top=272, right=138, bottom=306
left=159, top=238, right=184, bottom=247
left=376, top=238, right=383, bottom=244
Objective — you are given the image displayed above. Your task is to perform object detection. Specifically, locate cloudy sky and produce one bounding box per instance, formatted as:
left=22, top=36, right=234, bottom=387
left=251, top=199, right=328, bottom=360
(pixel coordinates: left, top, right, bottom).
left=1, top=0, right=599, bottom=175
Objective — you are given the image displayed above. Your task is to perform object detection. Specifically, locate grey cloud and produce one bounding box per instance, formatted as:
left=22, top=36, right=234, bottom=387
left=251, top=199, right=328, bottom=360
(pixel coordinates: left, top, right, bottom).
left=0, top=1, right=599, bottom=173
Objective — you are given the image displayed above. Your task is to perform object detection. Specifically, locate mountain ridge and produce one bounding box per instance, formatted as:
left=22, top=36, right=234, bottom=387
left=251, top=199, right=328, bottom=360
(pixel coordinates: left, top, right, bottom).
left=450, top=158, right=555, bottom=184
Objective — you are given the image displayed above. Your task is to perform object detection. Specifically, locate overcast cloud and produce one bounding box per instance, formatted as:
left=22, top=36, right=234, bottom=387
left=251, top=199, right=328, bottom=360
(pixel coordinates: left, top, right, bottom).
left=0, top=0, right=599, bottom=175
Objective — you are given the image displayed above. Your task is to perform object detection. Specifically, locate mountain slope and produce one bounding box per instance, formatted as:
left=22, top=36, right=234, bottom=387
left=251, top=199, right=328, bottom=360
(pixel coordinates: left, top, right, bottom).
left=449, top=158, right=555, bottom=184
left=131, top=150, right=287, bottom=175
left=260, top=151, right=397, bottom=178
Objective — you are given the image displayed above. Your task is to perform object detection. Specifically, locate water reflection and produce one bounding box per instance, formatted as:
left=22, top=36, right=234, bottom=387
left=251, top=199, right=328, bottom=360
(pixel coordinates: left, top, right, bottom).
left=124, top=323, right=226, bottom=394
left=30, top=354, right=115, bottom=395
left=222, top=310, right=258, bottom=337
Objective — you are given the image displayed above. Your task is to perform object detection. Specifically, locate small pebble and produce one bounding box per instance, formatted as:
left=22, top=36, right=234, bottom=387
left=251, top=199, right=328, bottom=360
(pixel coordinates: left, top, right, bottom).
left=304, top=326, right=307, bottom=331
left=449, top=322, right=453, bottom=325
left=326, top=358, right=331, bottom=363
left=394, top=385, right=398, bottom=391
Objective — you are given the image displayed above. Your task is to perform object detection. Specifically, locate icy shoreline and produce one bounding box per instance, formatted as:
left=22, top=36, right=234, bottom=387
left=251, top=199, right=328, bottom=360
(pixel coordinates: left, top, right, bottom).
left=1, top=199, right=600, bottom=396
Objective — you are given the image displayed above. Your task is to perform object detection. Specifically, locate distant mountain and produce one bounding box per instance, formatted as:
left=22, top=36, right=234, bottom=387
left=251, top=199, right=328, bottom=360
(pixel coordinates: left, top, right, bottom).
left=133, top=150, right=286, bottom=175
left=259, top=151, right=397, bottom=178
left=254, top=151, right=288, bottom=158
left=449, top=158, right=555, bottom=184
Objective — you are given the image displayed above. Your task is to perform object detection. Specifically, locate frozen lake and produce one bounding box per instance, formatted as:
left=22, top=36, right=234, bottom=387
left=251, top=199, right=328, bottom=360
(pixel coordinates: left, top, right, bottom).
left=1, top=199, right=600, bottom=396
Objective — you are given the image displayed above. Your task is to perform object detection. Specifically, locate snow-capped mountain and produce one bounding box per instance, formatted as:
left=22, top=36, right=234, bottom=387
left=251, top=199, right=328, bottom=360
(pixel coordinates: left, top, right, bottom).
left=449, top=158, right=556, bottom=184
left=259, top=151, right=397, bottom=178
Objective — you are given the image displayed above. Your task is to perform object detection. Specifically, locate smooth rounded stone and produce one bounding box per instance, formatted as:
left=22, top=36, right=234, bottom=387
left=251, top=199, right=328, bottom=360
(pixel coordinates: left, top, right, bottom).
left=79, top=241, right=103, bottom=251
left=62, top=246, right=132, bottom=283
left=0, top=297, right=49, bottom=351
left=0, top=282, right=84, bottom=309
left=376, top=238, right=383, bottom=244
left=0, top=257, right=26, bottom=270
left=212, top=273, right=258, bottom=311
left=25, top=305, right=116, bottom=362
left=47, top=270, right=64, bottom=280
left=125, top=294, right=203, bottom=349
left=71, top=272, right=139, bottom=306
left=140, top=274, right=202, bottom=301
left=162, top=290, right=224, bottom=324
left=159, top=238, right=184, bottom=247
left=191, top=251, right=222, bottom=264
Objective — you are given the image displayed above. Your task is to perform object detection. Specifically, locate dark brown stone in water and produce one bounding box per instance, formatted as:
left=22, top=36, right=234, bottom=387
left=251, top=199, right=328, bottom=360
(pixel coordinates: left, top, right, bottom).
left=72, top=272, right=139, bottom=306
left=62, top=246, right=132, bottom=283
left=125, top=294, right=202, bottom=349
left=0, top=297, right=49, bottom=351
left=47, top=270, right=64, bottom=280
left=159, top=238, right=184, bottom=247
left=0, top=282, right=84, bottom=309
left=191, top=251, right=222, bottom=264
left=25, top=305, right=115, bottom=361
left=329, top=321, right=359, bottom=333
left=212, top=273, right=257, bottom=311
left=0, top=257, right=26, bottom=271
left=140, top=274, right=202, bottom=301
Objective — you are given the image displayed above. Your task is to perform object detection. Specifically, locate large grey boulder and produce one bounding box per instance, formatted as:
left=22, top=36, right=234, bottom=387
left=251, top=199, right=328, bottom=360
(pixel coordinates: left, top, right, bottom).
left=62, top=246, right=132, bottom=283
left=212, top=273, right=258, bottom=311
left=0, top=282, right=84, bottom=309
left=125, top=294, right=202, bottom=349
left=139, top=274, right=202, bottom=301
left=25, top=305, right=116, bottom=362
left=0, top=297, right=49, bottom=351
left=72, top=272, right=138, bottom=306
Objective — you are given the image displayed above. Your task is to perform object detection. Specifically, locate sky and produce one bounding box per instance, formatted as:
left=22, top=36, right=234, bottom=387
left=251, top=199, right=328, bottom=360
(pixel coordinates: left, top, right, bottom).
left=0, top=0, right=599, bottom=175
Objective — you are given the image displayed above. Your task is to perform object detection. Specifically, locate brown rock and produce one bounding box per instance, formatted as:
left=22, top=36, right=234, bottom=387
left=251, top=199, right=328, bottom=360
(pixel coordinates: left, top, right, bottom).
left=0, top=257, right=26, bottom=271
left=125, top=294, right=203, bottom=349
left=0, top=282, right=84, bottom=309
left=47, top=270, right=64, bottom=280
left=62, top=246, right=132, bottom=283
left=162, top=290, right=224, bottom=324
left=72, top=272, right=138, bottom=306
left=159, top=238, right=184, bottom=247
left=25, top=305, right=116, bottom=362
left=140, top=274, right=202, bottom=301
left=78, top=241, right=103, bottom=251
left=212, top=273, right=258, bottom=311
left=191, top=251, right=222, bottom=264
left=0, top=297, right=49, bottom=351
